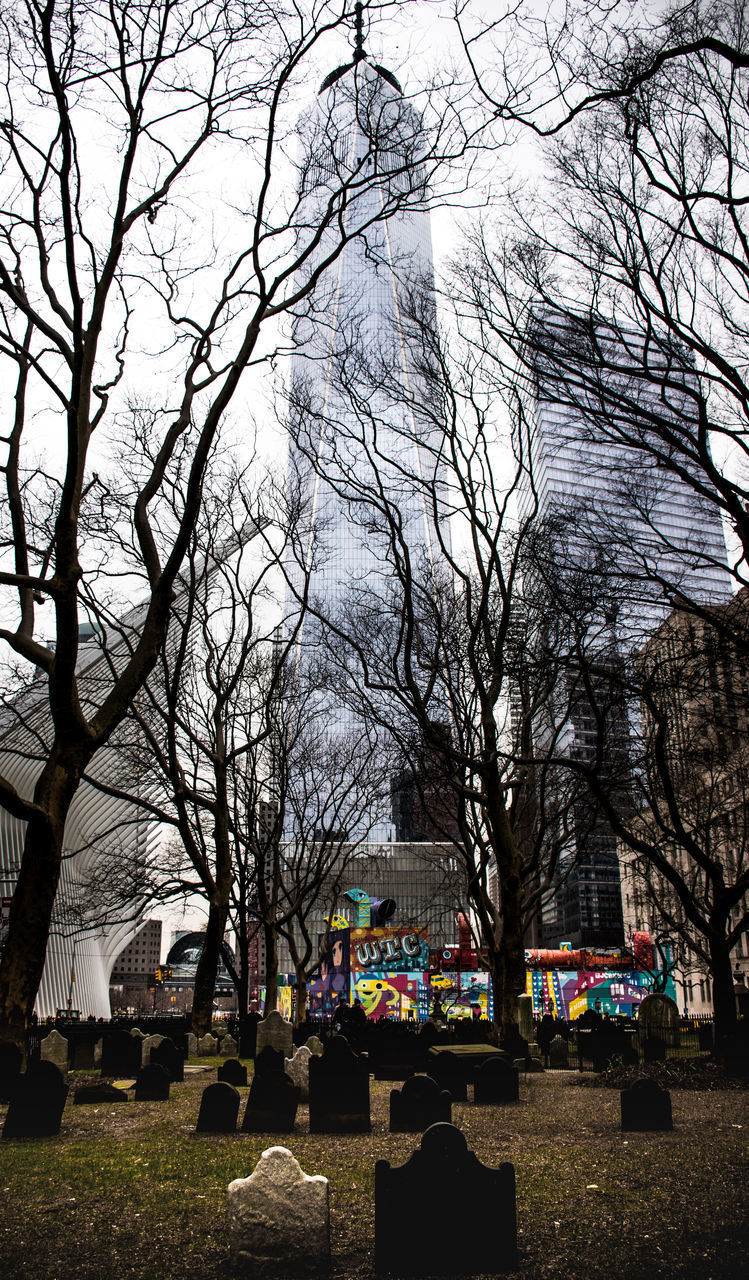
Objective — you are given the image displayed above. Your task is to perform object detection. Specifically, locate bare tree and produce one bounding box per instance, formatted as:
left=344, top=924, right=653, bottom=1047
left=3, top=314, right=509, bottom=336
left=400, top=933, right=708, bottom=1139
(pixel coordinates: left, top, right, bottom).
left=0, top=0, right=479, bottom=1050
left=287, top=281, right=585, bottom=1029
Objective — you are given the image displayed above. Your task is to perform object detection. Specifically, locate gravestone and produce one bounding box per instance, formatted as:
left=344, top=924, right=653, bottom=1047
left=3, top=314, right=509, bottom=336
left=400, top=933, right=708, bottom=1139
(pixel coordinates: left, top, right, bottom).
left=239, top=1012, right=261, bottom=1059
left=0, top=1043, right=23, bottom=1103
left=285, top=1045, right=312, bottom=1102
left=637, top=993, right=680, bottom=1048
left=255, top=1045, right=285, bottom=1078
left=473, top=1056, right=519, bottom=1104
left=227, top=1146, right=330, bottom=1277
left=305, top=1035, right=324, bottom=1057
left=186, top=1032, right=198, bottom=1056
left=621, top=1078, right=673, bottom=1131
left=242, top=1070, right=300, bottom=1135
left=309, top=1037, right=370, bottom=1134
left=501, top=1028, right=529, bottom=1064
left=100, top=1029, right=142, bottom=1077
left=134, top=1062, right=170, bottom=1101
left=130, top=1027, right=146, bottom=1041
left=197, top=1081, right=241, bottom=1133
left=517, top=993, right=535, bottom=1044
left=548, top=1035, right=569, bottom=1069
left=221, top=1033, right=239, bottom=1058
left=151, top=1037, right=184, bottom=1083
left=41, top=1029, right=69, bottom=1075
left=427, top=1051, right=468, bottom=1102
left=70, top=1037, right=97, bottom=1071
left=256, top=1011, right=294, bottom=1061
left=218, top=1058, right=248, bottom=1087
left=197, top=1033, right=218, bottom=1056
left=389, top=1074, right=452, bottom=1134
left=74, top=1082, right=127, bottom=1105
left=375, top=1123, right=517, bottom=1275
left=141, top=1033, right=165, bottom=1066
left=3, top=1060, right=69, bottom=1139
left=643, top=1035, right=667, bottom=1063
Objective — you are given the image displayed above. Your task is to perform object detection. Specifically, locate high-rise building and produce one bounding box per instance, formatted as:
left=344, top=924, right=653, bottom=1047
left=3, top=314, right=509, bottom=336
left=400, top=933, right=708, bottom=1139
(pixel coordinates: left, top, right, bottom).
left=287, top=28, right=443, bottom=843
left=619, top=588, right=749, bottom=1013
left=517, top=312, right=733, bottom=949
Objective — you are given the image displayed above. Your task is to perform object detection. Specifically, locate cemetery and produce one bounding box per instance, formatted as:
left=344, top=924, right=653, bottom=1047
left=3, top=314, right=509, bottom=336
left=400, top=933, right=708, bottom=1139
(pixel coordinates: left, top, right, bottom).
left=0, top=1018, right=745, bottom=1280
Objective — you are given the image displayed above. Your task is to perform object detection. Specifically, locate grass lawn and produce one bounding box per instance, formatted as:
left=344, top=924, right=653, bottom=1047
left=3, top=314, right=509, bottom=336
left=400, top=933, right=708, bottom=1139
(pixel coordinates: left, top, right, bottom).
left=0, top=1060, right=746, bottom=1279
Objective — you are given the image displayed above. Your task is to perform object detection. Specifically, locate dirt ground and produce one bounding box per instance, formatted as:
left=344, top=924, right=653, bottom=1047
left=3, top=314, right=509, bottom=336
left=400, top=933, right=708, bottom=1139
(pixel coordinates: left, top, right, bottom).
left=0, top=1064, right=746, bottom=1279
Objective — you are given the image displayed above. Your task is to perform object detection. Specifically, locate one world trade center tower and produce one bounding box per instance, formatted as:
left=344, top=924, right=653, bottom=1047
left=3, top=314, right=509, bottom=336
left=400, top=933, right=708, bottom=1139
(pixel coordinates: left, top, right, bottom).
left=286, top=15, right=445, bottom=842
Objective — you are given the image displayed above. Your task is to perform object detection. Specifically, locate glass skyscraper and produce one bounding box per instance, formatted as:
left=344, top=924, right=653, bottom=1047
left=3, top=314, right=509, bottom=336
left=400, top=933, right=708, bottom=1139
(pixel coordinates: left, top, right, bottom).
left=516, top=312, right=732, bottom=948
left=286, top=38, right=442, bottom=842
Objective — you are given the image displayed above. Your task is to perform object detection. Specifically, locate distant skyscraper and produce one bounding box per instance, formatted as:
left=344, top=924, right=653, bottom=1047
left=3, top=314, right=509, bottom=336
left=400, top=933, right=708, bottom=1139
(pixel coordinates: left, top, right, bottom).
left=517, top=312, right=732, bottom=949
left=287, top=28, right=442, bottom=841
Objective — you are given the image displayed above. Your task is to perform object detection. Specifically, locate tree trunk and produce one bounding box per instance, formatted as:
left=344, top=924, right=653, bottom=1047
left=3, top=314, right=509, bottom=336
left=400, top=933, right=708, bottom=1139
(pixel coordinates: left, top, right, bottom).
left=263, top=919, right=279, bottom=1014
left=191, top=899, right=229, bottom=1037
left=0, top=755, right=80, bottom=1056
left=710, top=935, right=738, bottom=1047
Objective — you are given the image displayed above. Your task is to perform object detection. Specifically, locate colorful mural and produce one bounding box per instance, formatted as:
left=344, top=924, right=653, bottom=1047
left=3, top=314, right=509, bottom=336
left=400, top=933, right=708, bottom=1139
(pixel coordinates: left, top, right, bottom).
left=352, top=972, right=425, bottom=1019
left=526, top=967, right=676, bottom=1018
left=307, top=927, right=351, bottom=1017
left=350, top=927, right=429, bottom=974
left=433, top=971, right=492, bottom=1019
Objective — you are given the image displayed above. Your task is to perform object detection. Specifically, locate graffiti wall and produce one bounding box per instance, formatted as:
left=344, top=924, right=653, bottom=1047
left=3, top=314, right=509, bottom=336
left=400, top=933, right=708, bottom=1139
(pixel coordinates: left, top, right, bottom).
left=350, top=927, right=429, bottom=974
left=527, top=967, right=677, bottom=1018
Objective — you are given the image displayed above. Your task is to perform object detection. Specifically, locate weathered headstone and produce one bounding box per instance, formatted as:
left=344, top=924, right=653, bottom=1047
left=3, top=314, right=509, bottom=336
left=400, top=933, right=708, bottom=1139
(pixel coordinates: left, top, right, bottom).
left=186, top=1032, right=198, bottom=1056
left=548, top=1035, right=570, bottom=1069
left=3, top=1060, right=69, bottom=1139
left=305, top=1035, right=324, bottom=1057
left=375, top=1123, right=517, bottom=1275
left=41, top=1029, right=69, bottom=1075
left=151, top=1036, right=184, bottom=1083
left=141, top=1033, right=165, bottom=1066
left=227, top=1146, right=330, bottom=1277
left=218, top=1058, right=248, bottom=1087
left=517, top=993, right=535, bottom=1044
left=74, top=1082, right=128, bottom=1105
left=221, top=1033, right=239, bottom=1058
left=256, top=1011, right=294, bottom=1061
left=198, top=1032, right=218, bottom=1056
left=0, top=1043, right=22, bottom=1104
left=637, top=993, right=680, bottom=1047
left=621, top=1078, right=673, bottom=1131
left=389, top=1074, right=452, bottom=1134
left=70, top=1037, right=97, bottom=1071
left=130, top=1027, right=146, bottom=1041
left=473, top=1056, right=519, bottom=1104
left=100, top=1029, right=142, bottom=1077
left=242, top=1070, right=300, bottom=1134
left=197, top=1081, right=241, bottom=1133
left=134, top=1062, right=170, bottom=1101
left=308, top=1037, right=370, bottom=1134
left=284, top=1045, right=312, bottom=1101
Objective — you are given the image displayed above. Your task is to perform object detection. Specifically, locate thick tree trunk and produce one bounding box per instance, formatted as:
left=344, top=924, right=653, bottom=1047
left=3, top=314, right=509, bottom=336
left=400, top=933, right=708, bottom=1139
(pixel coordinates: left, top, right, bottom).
left=191, top=899, right=229, bottom=1037
left=0, top=756, right=79, bottom=1056
left=710, top=936, right=738, bottom=1047
left=263, top=919, right=279, bottom=1014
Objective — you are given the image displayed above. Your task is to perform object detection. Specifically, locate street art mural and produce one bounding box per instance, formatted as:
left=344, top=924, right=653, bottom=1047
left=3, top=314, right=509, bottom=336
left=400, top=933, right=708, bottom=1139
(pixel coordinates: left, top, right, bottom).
left=527, top=967, right=677, bottom=1018
left=307, top=926, right=351, bottom=1017
left=350, top=927, right=429, bottom=974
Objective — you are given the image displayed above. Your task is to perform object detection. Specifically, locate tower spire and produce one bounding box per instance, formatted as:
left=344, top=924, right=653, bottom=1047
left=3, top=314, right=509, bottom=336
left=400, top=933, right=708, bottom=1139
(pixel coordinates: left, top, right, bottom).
left=353, top=2, right=366, bottom=62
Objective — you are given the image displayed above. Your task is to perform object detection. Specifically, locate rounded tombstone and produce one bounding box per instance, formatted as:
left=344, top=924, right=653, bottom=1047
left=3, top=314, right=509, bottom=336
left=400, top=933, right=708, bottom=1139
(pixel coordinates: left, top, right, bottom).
left=197, top=1081, right=240, bottom=1133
